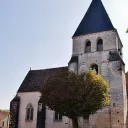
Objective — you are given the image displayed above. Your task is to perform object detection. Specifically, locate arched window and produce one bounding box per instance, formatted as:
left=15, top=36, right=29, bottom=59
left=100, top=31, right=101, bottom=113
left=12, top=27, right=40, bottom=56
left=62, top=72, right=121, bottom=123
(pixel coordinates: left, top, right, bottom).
left=90, top=64, right=98, bottom=74
left=85, top=40, right=91, bottom=53
left=26, top=103, right=34, bottom=121
left=97, top=38, right=103, bottom=51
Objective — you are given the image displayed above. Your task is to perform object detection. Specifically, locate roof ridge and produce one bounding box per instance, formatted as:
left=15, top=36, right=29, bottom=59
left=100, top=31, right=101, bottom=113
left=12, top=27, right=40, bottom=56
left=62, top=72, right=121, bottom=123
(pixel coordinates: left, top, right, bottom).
left=30, top=66, right=68, bottom=71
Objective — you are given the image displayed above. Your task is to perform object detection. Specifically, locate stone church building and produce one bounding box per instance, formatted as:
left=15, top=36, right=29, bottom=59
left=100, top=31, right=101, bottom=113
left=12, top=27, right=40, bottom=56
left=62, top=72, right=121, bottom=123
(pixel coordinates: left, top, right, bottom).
left=9, top=0, right=127, bottom=128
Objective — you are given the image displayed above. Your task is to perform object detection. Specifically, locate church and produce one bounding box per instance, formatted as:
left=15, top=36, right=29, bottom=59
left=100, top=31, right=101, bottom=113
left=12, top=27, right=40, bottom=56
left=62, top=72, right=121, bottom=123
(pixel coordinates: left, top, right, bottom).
left=9, top=0, right=127, bottom=128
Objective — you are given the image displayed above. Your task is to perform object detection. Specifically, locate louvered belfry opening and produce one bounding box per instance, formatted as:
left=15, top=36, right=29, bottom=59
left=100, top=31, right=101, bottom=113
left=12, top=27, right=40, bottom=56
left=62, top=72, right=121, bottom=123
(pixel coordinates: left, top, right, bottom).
left=97, top=39, right=103, bottom=51
left=85, top=41, right=91, bottom=53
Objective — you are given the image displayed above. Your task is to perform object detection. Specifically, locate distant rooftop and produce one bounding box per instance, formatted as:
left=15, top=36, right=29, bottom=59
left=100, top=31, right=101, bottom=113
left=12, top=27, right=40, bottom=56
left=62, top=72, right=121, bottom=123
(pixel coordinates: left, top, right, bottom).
left=0, top=111, right=9, bottom=121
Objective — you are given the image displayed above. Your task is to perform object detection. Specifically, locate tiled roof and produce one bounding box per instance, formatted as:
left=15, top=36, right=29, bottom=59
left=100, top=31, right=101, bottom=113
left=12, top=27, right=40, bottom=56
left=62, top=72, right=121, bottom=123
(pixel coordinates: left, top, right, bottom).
left=18, top=67, right=68, bottom=93
left=73, top=0, right=115, bottom=37
left=0, top=112, right=9, bottom=121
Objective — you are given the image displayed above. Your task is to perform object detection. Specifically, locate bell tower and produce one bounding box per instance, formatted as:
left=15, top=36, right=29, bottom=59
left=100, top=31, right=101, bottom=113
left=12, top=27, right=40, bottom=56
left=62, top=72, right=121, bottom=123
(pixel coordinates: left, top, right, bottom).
left=69, top=0, right=127, bottom=127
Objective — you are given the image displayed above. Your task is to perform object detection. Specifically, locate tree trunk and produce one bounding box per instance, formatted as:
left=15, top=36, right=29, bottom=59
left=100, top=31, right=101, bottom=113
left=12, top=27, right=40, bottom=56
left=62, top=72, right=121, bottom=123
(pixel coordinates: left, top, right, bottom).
left=72, top=117, right=79, bottom=128
left=83, top=119, right=90, bottom=128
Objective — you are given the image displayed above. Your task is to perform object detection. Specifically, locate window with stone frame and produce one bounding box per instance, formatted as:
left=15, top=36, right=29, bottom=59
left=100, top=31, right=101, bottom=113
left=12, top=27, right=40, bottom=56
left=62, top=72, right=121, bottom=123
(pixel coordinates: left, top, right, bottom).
left=97, top=38, right=103, bottom=51
left=85, top=40, right=91, bottom=53
left=25, top=103, right=34, bottom=121
left=54, top=111, right=62, bottom=121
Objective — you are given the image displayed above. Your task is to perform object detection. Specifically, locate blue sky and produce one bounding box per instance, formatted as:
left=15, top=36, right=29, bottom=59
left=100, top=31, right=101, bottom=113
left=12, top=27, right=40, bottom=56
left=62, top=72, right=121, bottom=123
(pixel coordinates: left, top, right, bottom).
left=0, top=0, right=128, bottom=109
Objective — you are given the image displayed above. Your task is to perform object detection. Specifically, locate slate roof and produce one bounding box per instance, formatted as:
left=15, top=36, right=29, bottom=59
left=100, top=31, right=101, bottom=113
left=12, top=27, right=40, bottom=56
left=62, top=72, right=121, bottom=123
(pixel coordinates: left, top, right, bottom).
left=18, top=67, right=68, bottom=93
left=69, top=56, right=78, bottom=64
left=73, top=0, right=115, bottom=37
left=11, top=96, right=20, bottom=102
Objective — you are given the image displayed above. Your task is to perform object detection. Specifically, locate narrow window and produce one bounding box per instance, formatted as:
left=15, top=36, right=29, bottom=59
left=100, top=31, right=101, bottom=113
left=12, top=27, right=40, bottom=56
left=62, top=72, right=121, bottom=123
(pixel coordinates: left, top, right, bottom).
left=2, top=122, right=4, bottom=127
left=26, top=103, right=34, bottom=121
left=54, top=112, right=62, bottom=121
left=91, top=64, right=98, bottom=74
left=97, top=39, right=103, bottom=51
left=118, top=48, right=122, bottom=55
left=85, top=41, right=91, bottom=53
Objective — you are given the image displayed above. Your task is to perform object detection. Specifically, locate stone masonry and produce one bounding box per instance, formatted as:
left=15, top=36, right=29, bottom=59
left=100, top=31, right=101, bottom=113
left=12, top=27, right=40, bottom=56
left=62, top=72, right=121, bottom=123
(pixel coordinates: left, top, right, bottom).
left=69, top=30, right=127, bottom=128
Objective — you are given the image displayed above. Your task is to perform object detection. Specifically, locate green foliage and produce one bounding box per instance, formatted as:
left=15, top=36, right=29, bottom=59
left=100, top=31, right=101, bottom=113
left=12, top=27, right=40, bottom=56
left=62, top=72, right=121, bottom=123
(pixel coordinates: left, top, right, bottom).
left=41, top=71, right=80, bottom=119
left=0, top=109, right=9, bottom=112
left=41, top=70, right=110, bottom=120
left=78, top=71, right=110, bottom=119
left=126, top=28, right=128, bottom=33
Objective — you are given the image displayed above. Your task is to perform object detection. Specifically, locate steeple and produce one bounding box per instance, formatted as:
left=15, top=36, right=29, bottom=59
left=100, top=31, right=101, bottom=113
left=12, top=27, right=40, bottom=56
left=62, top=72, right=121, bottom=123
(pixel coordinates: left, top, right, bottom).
left=73, top=0, right=115, bottom=37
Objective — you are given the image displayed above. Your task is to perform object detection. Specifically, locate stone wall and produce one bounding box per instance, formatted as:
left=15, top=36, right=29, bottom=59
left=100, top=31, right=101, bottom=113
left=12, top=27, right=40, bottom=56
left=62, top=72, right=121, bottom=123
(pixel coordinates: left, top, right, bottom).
left=9, top=96, right=20, bottom=128
left=72, top=31, right=117, bottom=56
left=69, top=30, right=127, bottom=128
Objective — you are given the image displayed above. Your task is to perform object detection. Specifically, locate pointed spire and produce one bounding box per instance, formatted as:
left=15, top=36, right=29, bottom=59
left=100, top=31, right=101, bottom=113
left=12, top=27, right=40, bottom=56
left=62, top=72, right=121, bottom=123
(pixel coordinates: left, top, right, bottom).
left=73, top=0, right=115, bottom=37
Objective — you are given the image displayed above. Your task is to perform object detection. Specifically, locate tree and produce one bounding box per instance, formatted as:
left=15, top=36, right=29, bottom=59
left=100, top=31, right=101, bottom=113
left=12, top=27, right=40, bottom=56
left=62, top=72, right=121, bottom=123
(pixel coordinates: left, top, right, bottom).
left=77, top=71, right=110, bottom=128
left=41, top=70, right=110, bottom=128
left=126, top=28, right=128, bottom=33
left=41, top=71, right=81, bottom=128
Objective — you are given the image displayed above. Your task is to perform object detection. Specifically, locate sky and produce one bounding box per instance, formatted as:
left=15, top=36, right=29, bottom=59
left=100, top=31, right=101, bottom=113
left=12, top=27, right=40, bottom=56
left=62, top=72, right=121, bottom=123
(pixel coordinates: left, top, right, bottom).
left=0, top=0, right=128, bottom=109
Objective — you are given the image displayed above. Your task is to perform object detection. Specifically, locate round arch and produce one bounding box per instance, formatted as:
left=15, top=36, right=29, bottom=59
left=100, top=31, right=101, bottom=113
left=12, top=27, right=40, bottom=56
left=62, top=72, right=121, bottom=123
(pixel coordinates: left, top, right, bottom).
left=90, top=63, right=98, bottom=74
left=97, top=37, right=103, bottom=51
left=85, top=39, right=91, bottom=53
